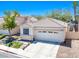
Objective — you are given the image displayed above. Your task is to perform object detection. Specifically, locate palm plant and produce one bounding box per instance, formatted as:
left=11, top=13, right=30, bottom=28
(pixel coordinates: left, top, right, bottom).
left=73, top=1, right=79, bottom=32
left=73, top=1, right=78, bottom=21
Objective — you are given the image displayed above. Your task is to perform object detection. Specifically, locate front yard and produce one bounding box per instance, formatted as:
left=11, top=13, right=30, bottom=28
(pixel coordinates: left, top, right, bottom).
left=1, top=34, right=79, bottom=58
left=0, top=34, right=32, bottom=49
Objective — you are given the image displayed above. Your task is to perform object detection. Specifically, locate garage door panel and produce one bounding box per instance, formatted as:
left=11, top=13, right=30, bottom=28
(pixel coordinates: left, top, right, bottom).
left=34, top=30, right=65, bottom=43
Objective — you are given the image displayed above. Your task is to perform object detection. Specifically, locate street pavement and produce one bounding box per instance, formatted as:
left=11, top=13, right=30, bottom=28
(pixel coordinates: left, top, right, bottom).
left=0, top=50, right=21, bottom=58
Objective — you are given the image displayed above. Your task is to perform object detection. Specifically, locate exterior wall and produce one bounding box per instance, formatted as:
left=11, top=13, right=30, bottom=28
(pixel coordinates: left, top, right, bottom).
left=66, top=32, right=79, bottom=40
left=20, top=25, right=33, bottom=40
left=15, top=17, right=26, bottom=26
left=20, top=25, right=33, bottom=36
left=66, top=25, right=79, bottom=40
left=20, top=25, right=66, bottom=42
left=11, top=26, right=20, bottom=35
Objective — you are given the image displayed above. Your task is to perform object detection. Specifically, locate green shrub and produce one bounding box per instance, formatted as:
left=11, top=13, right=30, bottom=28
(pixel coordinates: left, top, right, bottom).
left=6, top=42, right=13, bottom=47
left=0, top=34, right=6, bottom=40
left=6, top=41, right=23, bottom=48
left=11, top=42, right=23, bottom=48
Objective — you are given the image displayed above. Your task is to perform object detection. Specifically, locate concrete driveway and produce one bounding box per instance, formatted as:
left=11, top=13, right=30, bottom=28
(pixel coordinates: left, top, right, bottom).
left=24, top=42, right=60, bottom=58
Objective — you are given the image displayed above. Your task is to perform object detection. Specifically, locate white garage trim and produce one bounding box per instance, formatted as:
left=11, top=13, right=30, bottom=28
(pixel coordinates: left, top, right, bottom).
left=34, top=28, right=65, bottom=43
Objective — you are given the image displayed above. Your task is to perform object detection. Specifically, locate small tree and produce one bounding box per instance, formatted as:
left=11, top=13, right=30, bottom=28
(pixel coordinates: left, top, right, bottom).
left=32, top=15, right=44, bottom=20
left=13, top=11, right=20, bottom=17
left=2, top=11, right=19, bottom=37
left=47, top=9, right=72, bottom=22
left=47, top=10, right=62, bottom=20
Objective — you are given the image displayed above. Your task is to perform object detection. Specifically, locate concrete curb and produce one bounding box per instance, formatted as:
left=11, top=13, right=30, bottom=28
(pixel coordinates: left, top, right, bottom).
left=0, top=45, right=28, bottom=58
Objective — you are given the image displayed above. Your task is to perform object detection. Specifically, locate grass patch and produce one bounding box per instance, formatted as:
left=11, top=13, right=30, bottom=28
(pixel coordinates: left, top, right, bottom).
left=0, top=34, right=6, bottom=40
left=6, top=41, right=23, bottom=49
left=12, top=36, right=21, bottom=39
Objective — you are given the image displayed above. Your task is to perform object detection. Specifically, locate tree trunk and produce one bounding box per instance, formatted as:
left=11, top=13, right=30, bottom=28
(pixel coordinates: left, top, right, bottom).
left=8, top=29, right=11, bottom=38
left=74, top=5, right=76, bottom=21
left=74, top=5, right=78, bottom=32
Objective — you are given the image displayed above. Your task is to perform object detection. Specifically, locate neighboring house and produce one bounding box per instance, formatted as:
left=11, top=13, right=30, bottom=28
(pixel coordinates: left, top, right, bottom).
left=0, top=16, right=38, bottom=35
left=20, top=18, right=67, bottom=43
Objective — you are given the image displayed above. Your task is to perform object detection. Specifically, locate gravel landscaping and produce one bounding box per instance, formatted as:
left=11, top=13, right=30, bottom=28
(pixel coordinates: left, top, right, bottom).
left=57, top=39, right=79, bottom=58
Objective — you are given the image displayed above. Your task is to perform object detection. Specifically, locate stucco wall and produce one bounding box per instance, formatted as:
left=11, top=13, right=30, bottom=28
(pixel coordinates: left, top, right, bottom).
left=11, top=26, right=20, bottom=35
left=66, top=32, right=79, bottom=40
left=20, top=24, right=33, bottom=40
left=20, top=24, right=33, bottom=36
left=66, top=26, right=79, bottom=40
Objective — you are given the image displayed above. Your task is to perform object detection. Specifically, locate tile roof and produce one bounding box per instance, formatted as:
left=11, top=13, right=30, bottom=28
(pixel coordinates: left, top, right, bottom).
left=32, top=18, right=67, bottom=28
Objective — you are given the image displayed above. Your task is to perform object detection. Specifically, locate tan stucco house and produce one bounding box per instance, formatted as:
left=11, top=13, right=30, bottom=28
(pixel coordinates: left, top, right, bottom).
left=0, top=16, right=38, bottom=35
left=0, top=16, right=67, bottom=43
left=20, top=18, right=67, bottom=43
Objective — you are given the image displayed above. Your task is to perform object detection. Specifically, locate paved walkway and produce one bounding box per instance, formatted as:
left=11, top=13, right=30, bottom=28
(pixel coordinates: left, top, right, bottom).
left=24, top=42, right=60, bottom=58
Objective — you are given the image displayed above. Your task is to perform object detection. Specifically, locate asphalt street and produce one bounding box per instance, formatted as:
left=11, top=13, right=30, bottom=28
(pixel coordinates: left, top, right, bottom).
left=0, top=50, right=21, bottom=58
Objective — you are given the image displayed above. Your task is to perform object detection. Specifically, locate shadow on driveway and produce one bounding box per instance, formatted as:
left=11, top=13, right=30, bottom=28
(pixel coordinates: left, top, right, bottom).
left=60, top=39, right=72, bottom=48
left=33, top=40, right=60, bottom=45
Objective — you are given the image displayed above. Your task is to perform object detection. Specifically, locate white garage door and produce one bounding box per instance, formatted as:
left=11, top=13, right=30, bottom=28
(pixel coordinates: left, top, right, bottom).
left=34, top=30, right=65, bottom=43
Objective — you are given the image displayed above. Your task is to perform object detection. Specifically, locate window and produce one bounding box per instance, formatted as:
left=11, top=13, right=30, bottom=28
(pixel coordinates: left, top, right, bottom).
left=48, top=31, right=53, bottom=33
left=43, top=31, right=46, bottom=33
left=38, top=31, right=42, bottom=33
left=38, top=31, right=46, bottom=33
left=54, top=32, right=58, bottom=34
left=23, top=29, right=29, bottom=35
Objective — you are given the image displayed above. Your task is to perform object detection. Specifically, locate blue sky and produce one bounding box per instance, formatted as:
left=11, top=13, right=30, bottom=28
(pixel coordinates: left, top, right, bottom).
left=0, top=1, right=74, bottom=16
